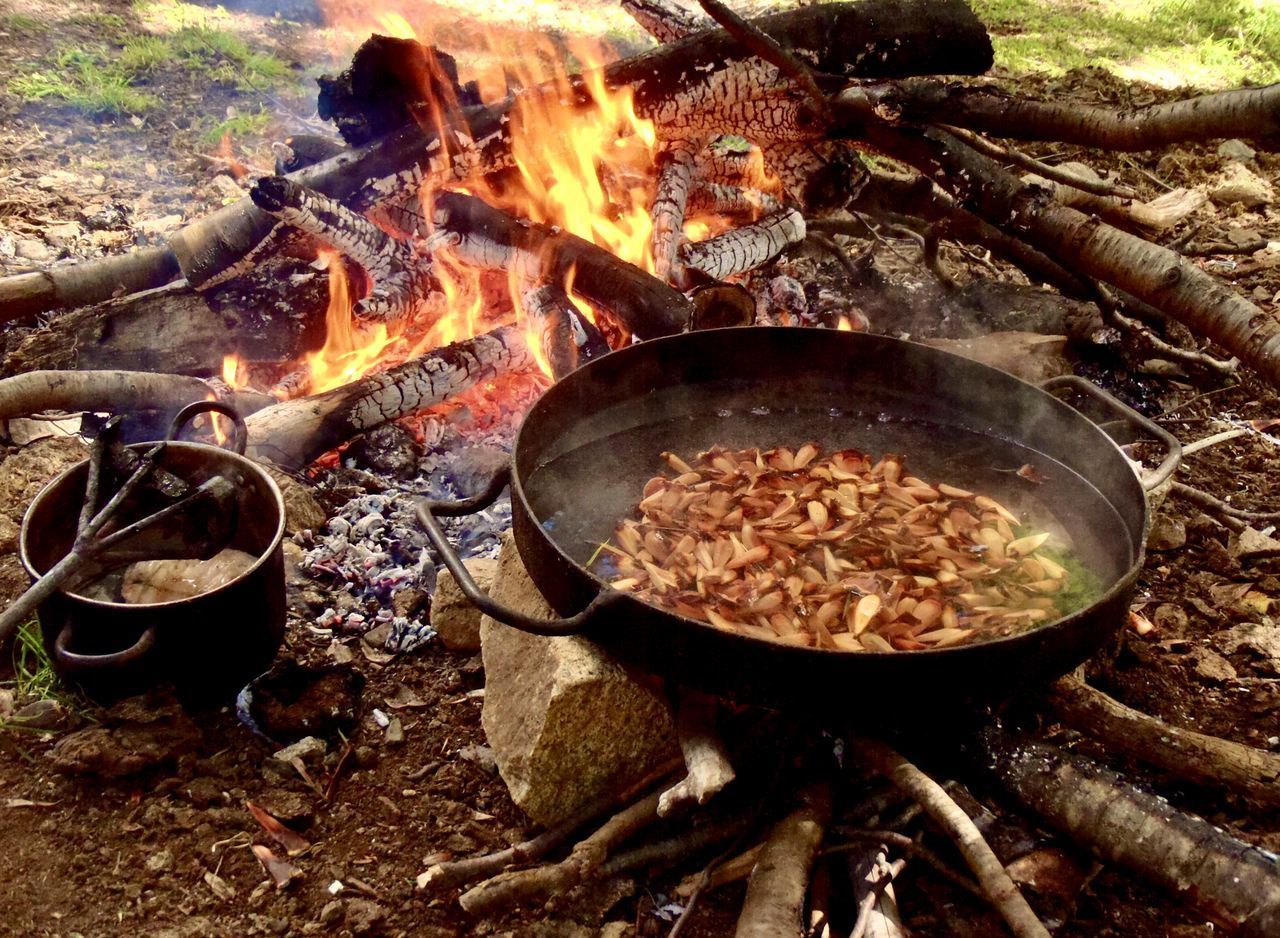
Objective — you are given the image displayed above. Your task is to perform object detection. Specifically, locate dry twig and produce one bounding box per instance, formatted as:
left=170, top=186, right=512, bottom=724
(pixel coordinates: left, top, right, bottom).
left=850, top=736, right=1050, bottom=938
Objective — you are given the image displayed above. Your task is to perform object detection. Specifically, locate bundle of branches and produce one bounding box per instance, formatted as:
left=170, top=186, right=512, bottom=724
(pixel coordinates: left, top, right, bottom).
left=1, top=0, right=1278, bottom=465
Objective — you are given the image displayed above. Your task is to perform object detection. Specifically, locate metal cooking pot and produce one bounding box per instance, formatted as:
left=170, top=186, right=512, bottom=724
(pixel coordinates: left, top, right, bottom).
left=419, top=327, right=1179, bottom=710
left=19, top=403, right=286, bottom=703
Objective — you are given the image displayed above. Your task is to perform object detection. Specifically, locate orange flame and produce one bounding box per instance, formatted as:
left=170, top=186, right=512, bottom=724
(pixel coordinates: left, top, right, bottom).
left=837, top=316, right=854, bottom=331
left=296, top=5, right=729, bottom=395
left=218, top=132, right=248, bottom=181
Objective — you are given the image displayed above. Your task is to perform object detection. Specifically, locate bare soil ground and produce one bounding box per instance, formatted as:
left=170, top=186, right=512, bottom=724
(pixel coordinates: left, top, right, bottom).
left=0, top=2, right=1278, bottom=937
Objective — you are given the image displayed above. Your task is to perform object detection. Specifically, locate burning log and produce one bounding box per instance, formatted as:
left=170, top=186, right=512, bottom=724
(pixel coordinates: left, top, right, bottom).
left=249, top=177, right=437, bottom=326
left=983, top=727, right=1280, bottom=937
left=652, top=142, right=699, bottom=284
left=431, top=190, right=693, bottom=338
left=244, top=325, right=532, bottom=470
left=519, top=283, right=610, bottom=381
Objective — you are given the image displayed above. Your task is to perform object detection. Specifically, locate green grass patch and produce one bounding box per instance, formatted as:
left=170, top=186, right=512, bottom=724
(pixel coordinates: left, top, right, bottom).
left=8, top=620, right=59, bottom=703
left=972, top=0, right=1280, bottom=87
left=0, top=13, right=43, bottom=31
left=8, top=46, right=161, bottom=115
left=202, top=107, right=271, bottom=143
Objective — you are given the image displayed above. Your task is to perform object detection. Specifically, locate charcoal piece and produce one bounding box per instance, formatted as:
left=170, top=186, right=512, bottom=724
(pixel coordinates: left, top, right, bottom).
left=246, top=661, right=364, bottom=744
left=317, top=35, right=482, bottom=146
left=345, top=422, right=422, bottom=480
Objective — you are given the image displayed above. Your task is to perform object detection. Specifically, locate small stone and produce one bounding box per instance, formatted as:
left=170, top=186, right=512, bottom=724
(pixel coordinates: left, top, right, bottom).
left=209, top=175, right=244, bottom=200
left=11, top=699, right=64, bottom=729
left=361, top=621, right=393, bottom=649
left=318, top=900, right=344, bottom=926
left=272, top=736, right=327, bottom=766
left=45, top=221, right=81, bottom=245
left=1217, top=139, right=1256, bottom=163
left=1215, top=622, right=1280, bottom=673
left=343, top=899, right=387, bottom=935
left=384, top=716, right=405, bottom=746
left=14, top=239, right=51, bottom=262
left=35, top=170, right=76, bottom=190
left=431, top=558, right=499, bottom=651
left=1209, top=163, right=1274, bottom=208
left=1153, top=603, right=1188, bottom=632
left=456, top=743, right=498, bottom=775
left=138, top=214, right=183, bottom=236
left=1188, top=645, right=1237, bottom=683
left=923, top=332, right=1072, bottom=383
left=1229, top=525, right=1280, bottom=562
left=262, top=467, right=327, bottom=535
left=1146, top=515, right=1186, bottom=551
left=146, top=849, right=174, bottom=873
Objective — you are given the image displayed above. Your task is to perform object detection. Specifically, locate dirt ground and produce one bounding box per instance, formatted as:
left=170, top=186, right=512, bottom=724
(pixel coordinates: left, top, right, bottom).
left=0, top=0, right=1278, bottom=936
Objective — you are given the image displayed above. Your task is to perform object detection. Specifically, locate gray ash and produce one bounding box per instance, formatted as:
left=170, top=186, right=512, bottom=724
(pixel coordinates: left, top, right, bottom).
left=297, top=371, right=546, bottom=652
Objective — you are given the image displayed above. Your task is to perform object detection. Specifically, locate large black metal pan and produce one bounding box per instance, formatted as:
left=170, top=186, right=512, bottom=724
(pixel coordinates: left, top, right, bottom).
left=419, top=327, right=1179, bottom=710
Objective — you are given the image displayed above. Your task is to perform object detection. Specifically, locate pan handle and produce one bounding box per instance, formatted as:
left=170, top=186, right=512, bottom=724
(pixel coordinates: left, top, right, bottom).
left=1040, top=375, right=1182, bottom=492
left=167, top=400, right=248, bottom=456
left=415, top=467, right=623, bottom=637
left=54, top=622, right=157, bottom=673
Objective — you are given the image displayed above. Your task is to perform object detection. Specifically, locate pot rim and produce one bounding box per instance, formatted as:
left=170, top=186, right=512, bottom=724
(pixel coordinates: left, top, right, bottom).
left=18, top=440, right=286, bottom=610
left=510, top=326, right=1150, bottom=660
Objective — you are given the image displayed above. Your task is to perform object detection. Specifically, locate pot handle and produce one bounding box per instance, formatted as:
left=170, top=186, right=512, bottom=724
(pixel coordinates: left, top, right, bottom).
left=1040, top=375, right=1182, bottom=492
left=53, top=622, right=157, bottom=673
left=166, top=400, right=247, bottom=456
left=415, top=467, right=623, bottom=636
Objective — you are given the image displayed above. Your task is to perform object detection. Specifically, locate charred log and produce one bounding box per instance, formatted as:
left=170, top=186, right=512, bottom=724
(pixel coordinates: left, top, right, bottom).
left=520, top=282, right=610, bottom=380
left=432, top=190, right=693, bottom=337
left=653, top=142, right=700, bottom=284
left=244, top=325, right=532, bottom=469
left=0, top=246, right=180, bottom=325
left=250, top=177, right=437, bottom=325
left=681, top=208, right=806, bottom=281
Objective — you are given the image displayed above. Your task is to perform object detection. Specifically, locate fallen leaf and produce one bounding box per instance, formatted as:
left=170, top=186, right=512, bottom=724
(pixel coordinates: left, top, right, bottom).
left=1127, top=609, right=1156, bottom=635
left=1247, top=419, right=1280, bottom=432
left=246, top=801, right=311, bottom=856
left=252, top=844, right=301, bottom=889
left=1016, top=463, right=1046, bottom=484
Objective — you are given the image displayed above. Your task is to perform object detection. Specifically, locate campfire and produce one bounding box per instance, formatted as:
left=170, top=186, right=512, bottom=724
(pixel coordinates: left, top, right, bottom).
left=1, top=0, right=1279, bottom=935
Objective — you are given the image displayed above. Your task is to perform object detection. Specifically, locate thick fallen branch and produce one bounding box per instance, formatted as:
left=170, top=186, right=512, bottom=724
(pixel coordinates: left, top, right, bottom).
left=734, top=782, right=831, bottom=938
left=983, top=728, right=1280, bottom=937
left=0, top=370, right=271, bottom=424
left=839, top=80, right=1280, bottom=149
left=0, top=246, right=181, bottom=325
left=1046, top=675, right=1280, bottom=809
left=857, top=124, right=1280, bottom=386
left=244, top=325, right=532, bottom=469
left=851, top=736, right=1050, bottom=938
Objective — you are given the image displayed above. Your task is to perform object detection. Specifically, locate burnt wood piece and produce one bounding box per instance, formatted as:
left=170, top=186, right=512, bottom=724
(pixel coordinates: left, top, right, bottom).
left=680, top=207, right=806, bottom=280
left=688, top=182, right=779, bottom=218
left=3, top=258, right=329, bottom=377
left=520, top=283, right=610, bottom=381
left=858, top=123, right=1280, bottom=385
left=653, top=142, right=700, bottom=284
left=835, top=80, right=1280, bottom=149
left=985, top=728, right=1280, bottom=937
left=0, top=0, right=994, bottom=318
left=243, top=324, right=532, bottom=470
left=250, top=177, right=438, bottom=325
left=317, top=35, right=482, bottom=147
left=432, top=190, right=694, bottom=338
